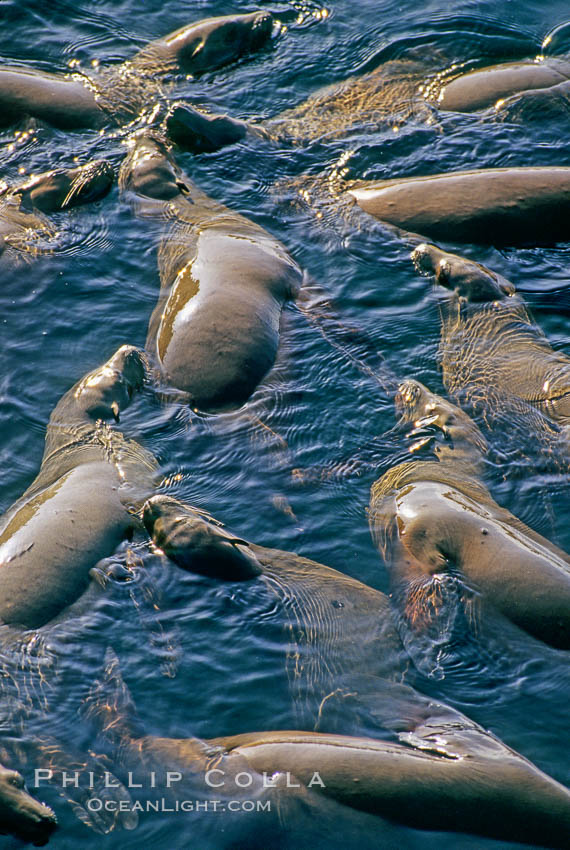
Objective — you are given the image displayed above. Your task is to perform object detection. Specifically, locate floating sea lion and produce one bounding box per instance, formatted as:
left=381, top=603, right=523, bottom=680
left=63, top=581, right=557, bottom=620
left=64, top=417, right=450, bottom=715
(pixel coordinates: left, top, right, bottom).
left=346, top=166, right=570, bottom=246
left=143, top=494, right=566, bottom=734
left=143, top=493, right=407, bottom=725
left=0, top=761, right=56, bottom=845
left=0, top=12, right=274, bottom=131
left=0, top=159, right=113, bottom=257
left=0, top=345, right=156, bottom=629
left=369, top=379, right=570, bottom=650
left=412, top=242, right=570, bottom=427
left=82, top=629, right=570, bottom=848
left=423, top=56, right=570, bottom=112
left=119, top=135, right=303, bottom=412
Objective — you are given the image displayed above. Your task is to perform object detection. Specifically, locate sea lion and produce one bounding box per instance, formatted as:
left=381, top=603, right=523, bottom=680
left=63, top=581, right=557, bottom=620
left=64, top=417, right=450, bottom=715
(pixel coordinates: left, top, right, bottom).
left=0, top=761, right=56, bottom=845
left=165, top=21, right=570, bottom=153
left=119, top=135, right=303, bottom=412
left=424, top=56, right=570, bottom=112
left=412, top=242, right=570, bottom=428
left=81, top=631, right=570, bottom=847
left=368, top=379, right=570, bottom=650
left=0, top=159, right=113, bottom=257
left=0, top=12, right=274, bottom=131
left=143, top=493, right=407, bottom=726
left=0, top=345, right=156, bottom=629
left=346, top=167, right=570, bottom=246
left=143, top=494, right=566, bottom=734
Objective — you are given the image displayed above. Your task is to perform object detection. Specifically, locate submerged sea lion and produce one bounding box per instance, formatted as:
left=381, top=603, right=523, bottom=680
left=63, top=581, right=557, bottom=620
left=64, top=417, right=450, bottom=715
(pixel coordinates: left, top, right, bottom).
left=369, top=380, right=570, bottom=650
left=346, top=167, right=570, bottom=246
left=0, top=12, right=274, bottom=131
left=82, top=615, right=570, bottom=847
left=0, top=761, right=56, bottom=846
left=0, top=346, right=156, bottom=630
left=0, top=158, right=113, bottom=257
left=412, top=242, right=570, bottom=426
left=119, top=135, right=303, bottom=412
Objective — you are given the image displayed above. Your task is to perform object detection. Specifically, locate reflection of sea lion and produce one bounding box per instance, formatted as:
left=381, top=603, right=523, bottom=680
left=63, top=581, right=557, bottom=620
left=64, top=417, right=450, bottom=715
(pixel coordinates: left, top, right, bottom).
left=0, top=159, right=113, bottom=257
left=0, top=762, right=56, bottom=845
left=0, top=12, right=273, bottom=131
left=412, top=242, right=570, bottom=425
left=84, top=625, right=570, bottom=847
left=0, top=346, right=156, bottom=629
left=119, top=136, right=303, bottom=412
left=369, top=380, right=570, bottom=650
left=346, top=167, right=570, bottom=246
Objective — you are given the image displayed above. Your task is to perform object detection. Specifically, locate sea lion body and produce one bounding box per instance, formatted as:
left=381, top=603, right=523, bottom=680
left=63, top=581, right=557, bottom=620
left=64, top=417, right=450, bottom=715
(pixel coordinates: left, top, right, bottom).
left=369, top=381, right=570, bottom=649
left=0, top=346, right=155, bottom=630
left=0, top=68, right=105, bottom=130
left=109, top=727, right=570, bottom=848
left=413, top=243, right=570, bottom=426
left=0, top=762, right=56, bottom=845
left=433, top=57, right=570, bottom=112
left=347, top=167, right=570, bottom=245
left=167, top=40, right=570, bottom=153
left=120, top=136, right=303, bottom=411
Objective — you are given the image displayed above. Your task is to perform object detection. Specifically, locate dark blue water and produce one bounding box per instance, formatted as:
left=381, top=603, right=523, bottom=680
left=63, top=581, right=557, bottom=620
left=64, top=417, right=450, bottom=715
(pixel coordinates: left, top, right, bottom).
left=0, top=0, right=569, bottom=847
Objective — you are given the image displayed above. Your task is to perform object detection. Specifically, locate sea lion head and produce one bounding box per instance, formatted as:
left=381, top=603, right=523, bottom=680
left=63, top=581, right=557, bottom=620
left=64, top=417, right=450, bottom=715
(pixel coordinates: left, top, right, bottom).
left=119, top=134, right=189, bottom=202
left=17, top=159, right=114, bottom=214
left=396, top=380, right=488, bottom=459
left=0, top=764, right=57, bottom=846
left=412, top=243, right=515, bottom=302
left=143, top=495, right=263, bottom=581
left=73, top=345, right=146, bottom=423
left=165, top=12, right=274, bottom=75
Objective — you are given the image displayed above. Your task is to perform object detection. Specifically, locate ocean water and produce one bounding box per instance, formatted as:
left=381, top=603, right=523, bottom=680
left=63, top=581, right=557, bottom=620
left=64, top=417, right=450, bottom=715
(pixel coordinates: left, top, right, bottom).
left=0, top=0, right=569, bottom=847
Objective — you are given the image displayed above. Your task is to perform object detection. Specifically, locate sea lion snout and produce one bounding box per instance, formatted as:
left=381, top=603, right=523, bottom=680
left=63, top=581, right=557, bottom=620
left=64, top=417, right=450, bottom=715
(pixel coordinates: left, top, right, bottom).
left=17, top=159, right=114, bottom=214
left=0, top=766, right=57, bottom=846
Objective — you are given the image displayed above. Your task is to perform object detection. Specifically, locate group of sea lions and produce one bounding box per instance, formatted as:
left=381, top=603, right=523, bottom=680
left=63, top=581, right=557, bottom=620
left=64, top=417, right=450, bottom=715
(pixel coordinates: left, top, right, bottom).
left=0, top=7, right=569, bottom=848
